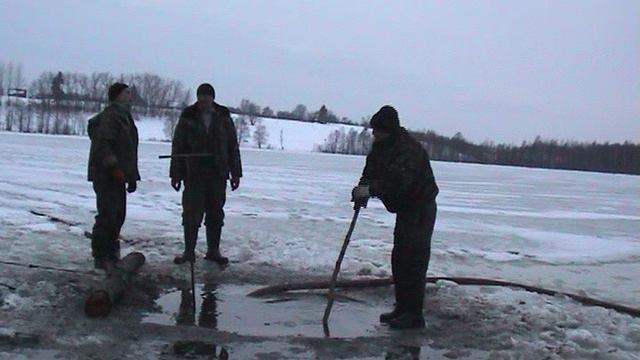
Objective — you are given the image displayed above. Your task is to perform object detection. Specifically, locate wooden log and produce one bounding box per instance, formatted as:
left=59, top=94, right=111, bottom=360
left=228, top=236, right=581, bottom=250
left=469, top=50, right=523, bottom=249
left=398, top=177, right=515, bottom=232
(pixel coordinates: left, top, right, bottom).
left=248, top=276, right=640, bottom=318
left=85, top=252, right=146, bottom=317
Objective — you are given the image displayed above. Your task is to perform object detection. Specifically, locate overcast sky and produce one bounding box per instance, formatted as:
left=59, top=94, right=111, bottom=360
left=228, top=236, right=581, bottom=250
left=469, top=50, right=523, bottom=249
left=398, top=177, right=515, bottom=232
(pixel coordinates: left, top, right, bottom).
left=1, top=0, right=638, bottom=144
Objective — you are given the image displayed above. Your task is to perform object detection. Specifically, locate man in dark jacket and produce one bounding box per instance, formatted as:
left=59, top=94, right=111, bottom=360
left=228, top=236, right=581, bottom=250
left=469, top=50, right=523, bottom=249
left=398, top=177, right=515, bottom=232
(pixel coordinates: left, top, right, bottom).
left=352, top=105, right=438, bottom=329
left=170, top=83, right=242, bottom=266
left=87, top=83, right=140, bottom=269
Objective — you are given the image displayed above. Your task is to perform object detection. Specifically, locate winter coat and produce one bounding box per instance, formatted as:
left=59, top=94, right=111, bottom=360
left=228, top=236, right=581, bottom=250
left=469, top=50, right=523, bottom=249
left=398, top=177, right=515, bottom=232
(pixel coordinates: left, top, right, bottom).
left=360, top=128, right=438, bottom=213
left=170, top=102, right=242, bottom=180
left=87, top=102, right=140, bottom=183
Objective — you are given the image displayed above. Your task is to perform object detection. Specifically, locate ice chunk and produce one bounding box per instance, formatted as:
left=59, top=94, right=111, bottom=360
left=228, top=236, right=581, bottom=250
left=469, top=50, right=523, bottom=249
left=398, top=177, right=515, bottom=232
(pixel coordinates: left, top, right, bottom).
left=566, top=328, right=599, bottom=349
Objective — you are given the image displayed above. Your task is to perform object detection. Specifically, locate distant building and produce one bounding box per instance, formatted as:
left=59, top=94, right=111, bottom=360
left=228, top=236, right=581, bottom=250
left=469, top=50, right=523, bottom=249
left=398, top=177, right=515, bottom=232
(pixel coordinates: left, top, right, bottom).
left=7, top=88, right=27, bottom=98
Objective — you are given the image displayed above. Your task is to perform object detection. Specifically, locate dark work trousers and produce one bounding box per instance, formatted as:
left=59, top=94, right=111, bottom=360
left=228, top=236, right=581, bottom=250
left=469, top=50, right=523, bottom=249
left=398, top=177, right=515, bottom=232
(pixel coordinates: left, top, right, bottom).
left=91, top=181, right=126, bottom=259
left=181, top=174, right=227, bottom=254
left=391, top=200, right=437, bottom=315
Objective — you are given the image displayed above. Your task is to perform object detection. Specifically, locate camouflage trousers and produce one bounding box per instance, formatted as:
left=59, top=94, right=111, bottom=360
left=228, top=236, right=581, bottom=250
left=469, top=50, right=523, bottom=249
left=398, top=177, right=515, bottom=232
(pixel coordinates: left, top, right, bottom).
left=391, top=200, right=437, bottom=315
left=91, top=181, right=126, bottom=259
left=181, top=175, right=227, bottom=254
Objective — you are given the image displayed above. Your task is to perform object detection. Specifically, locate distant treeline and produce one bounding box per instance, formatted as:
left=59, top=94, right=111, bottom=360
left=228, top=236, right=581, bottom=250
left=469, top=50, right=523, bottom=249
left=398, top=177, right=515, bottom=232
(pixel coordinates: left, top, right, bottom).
left=1, top=62, right=638, bottom=175
left=315, top=127, right=373, bottom=155
left=0, top=64, right=360, bottom=135
left=314, top=127, right=639, bottom=175
left=412, top=131, right=640, bottom=175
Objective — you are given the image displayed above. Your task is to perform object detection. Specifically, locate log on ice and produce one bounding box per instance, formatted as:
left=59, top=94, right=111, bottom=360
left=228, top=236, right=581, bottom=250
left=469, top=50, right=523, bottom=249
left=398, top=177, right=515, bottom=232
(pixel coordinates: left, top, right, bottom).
left=248, top=276, right=640, bottom=318
left=85, top=252, right=146, bottom=317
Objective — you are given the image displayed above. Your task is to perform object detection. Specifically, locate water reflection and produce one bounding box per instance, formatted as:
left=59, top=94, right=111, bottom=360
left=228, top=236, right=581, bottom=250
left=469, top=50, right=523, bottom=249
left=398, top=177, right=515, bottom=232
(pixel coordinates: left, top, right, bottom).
left=199, top=284, right=218, bottom=329
left=146, top=283, right=390, bottom=338
left=172, top=340, right=228, bottom=359
left=384, top=345, right=421, bottom=359
left=175, top=284, right=219, bottom=328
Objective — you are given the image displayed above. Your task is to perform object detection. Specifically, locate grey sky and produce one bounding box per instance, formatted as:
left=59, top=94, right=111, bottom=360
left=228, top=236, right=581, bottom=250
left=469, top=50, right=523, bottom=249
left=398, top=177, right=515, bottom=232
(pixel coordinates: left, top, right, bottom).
left=1, top=0, right=638, bottom=144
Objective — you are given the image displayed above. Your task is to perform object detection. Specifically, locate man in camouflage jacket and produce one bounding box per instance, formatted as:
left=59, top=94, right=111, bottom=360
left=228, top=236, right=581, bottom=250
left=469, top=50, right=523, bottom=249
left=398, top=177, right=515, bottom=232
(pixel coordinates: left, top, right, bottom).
left=87, top=83, right=140, bottom=269
left=170, top=83, right=242, bottom=266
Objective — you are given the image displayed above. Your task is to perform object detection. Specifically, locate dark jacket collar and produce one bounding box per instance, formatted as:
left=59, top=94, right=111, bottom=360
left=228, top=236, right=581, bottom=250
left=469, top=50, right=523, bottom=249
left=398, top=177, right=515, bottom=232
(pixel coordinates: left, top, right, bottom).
left=183, top=102, right=229, bottom=120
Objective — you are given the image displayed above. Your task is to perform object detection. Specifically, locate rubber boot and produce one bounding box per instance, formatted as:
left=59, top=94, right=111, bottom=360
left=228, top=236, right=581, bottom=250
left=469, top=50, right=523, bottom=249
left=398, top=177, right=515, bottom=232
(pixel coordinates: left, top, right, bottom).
left=380, top=306, right=403, bottom=323
left=388, top=313, right=425, bottom=330
left=94, top=257, right=107, bottom=270
left=109, top=240, right=121, bottom=261
left=204, top=225, right=228, bottom=266
left=381, top=283, right=406, bottom=323
left=389, top=284, right=425, bottom=329
left=174, top=226, right=197, bottom=264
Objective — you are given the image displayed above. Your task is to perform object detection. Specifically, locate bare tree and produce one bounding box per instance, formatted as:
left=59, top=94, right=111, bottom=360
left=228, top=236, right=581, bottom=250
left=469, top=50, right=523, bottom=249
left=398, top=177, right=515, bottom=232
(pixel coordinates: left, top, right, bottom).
left=163, top=113, right=179, bottom=140
left=30, top=72, right=56, bottom=98
left=36, top=101, right=52, bottom=134
left=252, top=120, right=269, bottom=149
left=0, top=62, right=5, bottom=96
left=234, top=115, right=250, bottom=144
left=181, top=89, right=192, bottom=107
left=357, top=128, right=373, bottom=154
left=261, top=106, right=274, bottom=117
left=51, top=71, right=64, bottom=101
left=5, top=61, right=14, bottom=90
left=14, top=101, right=29, bottom=132
left=317, top=127, right=371, bottom=155
left=239, top=99, right=261, bottom=125
left=336, top=128, right=347, bottom=153
left=346, top=128, right=358, bottom=154
left=292, top=104, right=307, bottom=120
left=88, top=72, right=113, bottom=103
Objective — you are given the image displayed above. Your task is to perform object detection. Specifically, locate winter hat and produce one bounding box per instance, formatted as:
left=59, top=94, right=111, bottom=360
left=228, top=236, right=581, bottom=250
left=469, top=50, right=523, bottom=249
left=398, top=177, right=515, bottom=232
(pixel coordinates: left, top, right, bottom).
left=196, top=83, right=215, bottom=99
left=370, top=105, right=400, bottom=134
left=108, top=83, right=129, bottom=102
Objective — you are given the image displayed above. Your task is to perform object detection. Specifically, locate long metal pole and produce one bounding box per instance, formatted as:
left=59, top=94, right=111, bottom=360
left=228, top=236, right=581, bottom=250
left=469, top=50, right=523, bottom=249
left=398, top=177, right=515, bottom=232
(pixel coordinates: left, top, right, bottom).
left=158, top=153, right=215, bottom=159
left=322, top=206, right=361, bottom=332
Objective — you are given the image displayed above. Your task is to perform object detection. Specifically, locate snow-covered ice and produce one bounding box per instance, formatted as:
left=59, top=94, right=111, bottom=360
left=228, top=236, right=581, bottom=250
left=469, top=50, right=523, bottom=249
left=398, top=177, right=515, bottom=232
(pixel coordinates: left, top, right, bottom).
left=0, top=131, right=639, bottom=359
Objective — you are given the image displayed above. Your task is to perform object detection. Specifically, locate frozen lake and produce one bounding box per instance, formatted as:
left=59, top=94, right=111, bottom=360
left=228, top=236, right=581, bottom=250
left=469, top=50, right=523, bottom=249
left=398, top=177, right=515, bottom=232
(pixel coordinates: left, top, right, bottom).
left=1, top=131, right=640, bottom=359
left=0, top=131, right=638, bottom=308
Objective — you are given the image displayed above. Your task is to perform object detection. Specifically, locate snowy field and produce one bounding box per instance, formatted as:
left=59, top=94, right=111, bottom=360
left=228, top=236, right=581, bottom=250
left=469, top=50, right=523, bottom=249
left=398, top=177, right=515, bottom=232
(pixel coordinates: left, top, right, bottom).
left=135, top=115, right=365, bottom=152
left=0, top=97, right=365, bottom=152
left=0, top=131, right=639, bottom=359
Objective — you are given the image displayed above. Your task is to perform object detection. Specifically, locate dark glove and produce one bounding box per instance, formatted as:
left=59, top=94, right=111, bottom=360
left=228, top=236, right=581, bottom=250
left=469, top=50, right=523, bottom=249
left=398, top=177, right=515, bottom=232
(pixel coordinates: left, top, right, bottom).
left=230, top=177, right=240, bottom=191
left=171, top=177, right=182, bottom=192
left=126, top=181, right=137, bottom=193
left=111, top=168, right=126, bottom=183
left=351, top=185, right=369, bottom=209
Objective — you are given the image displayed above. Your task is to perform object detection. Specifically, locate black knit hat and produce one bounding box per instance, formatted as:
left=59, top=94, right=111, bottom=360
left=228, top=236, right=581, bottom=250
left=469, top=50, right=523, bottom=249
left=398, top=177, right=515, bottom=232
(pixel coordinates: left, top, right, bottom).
left=108, top=83, right=129, bottom=102
left=370, top=105, right=400, bottom=134
left=196, top=83, right=215, bottom=99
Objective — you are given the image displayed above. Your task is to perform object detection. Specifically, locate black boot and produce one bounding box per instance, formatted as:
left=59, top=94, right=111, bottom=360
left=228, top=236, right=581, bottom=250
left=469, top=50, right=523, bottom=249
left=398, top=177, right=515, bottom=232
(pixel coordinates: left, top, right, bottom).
left=173, top=252, right=195, bottom=264
left=382, top=283, right=406, bottom=323
left=109, top=240, right=121, bottom=261
left=379, top=307, right=403, bottom=323
left=388, top=313, right=425, bottom=330
left=94, top=257, right=107, bottom=270
left=174, top=226, right=197, bottom=264
left=388, top=281, right=426, bottom=329
left=204, top=225, right=228, bottom=266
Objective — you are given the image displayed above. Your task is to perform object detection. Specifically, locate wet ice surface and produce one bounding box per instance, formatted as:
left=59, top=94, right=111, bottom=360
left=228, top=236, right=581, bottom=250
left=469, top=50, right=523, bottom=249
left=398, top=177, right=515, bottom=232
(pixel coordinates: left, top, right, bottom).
left=143, top=284, right=390, bottom=338
left=137, top=281, right=640, bottom=359
left=1, top=132, right=639, bottom=359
